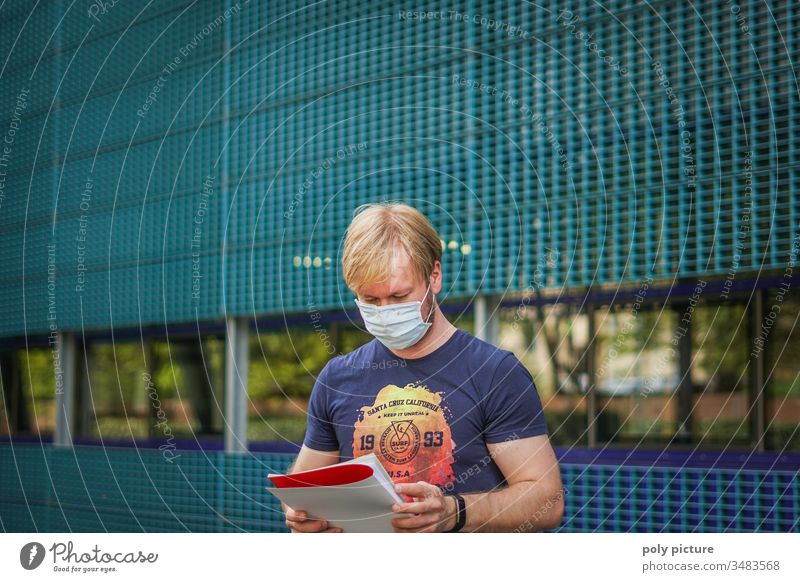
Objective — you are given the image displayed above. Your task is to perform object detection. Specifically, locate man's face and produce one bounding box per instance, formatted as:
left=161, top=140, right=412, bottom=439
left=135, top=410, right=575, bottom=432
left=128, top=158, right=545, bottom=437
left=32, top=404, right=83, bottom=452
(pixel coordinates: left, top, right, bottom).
left=357, top=250, right=436, bottom=321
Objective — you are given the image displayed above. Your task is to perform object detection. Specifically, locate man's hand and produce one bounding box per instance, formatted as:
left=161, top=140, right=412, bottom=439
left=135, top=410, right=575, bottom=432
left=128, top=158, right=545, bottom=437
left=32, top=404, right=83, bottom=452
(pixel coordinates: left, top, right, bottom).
left=281, top=446, right=342, bottom=532
left=390, top=481, right=457, bottom=533
left=284, top=506, right=343, bottom=533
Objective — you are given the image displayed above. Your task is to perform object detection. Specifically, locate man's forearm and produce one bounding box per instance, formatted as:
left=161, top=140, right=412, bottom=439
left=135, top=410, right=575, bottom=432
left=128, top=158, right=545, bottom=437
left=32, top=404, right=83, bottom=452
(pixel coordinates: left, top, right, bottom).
left=279, top=460, right=298, bottom=514
left=457, top=479, right=565, bottom=532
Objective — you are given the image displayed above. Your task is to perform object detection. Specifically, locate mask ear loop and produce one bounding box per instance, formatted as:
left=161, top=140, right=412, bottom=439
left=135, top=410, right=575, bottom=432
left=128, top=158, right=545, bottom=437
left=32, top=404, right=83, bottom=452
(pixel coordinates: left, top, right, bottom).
left=420, top=278, right=435, bottom=324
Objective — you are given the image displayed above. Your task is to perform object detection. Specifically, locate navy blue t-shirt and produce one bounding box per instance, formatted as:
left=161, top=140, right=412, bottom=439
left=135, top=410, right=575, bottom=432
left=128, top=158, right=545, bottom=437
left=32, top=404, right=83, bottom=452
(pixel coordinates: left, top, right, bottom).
left=303, top=327, right=548, bottom=494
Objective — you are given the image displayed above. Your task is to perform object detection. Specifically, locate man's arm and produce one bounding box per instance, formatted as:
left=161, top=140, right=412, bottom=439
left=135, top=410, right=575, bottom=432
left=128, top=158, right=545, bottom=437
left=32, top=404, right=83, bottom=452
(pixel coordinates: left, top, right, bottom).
left=456, top=434, right=564, bottom=532
left=282, top=445, right=341, bottom=533
left=286, top=443, right=339, bottom=475
left=392, top=434, right=564, bottom=532
left=282, top=443, right=338, bottom=512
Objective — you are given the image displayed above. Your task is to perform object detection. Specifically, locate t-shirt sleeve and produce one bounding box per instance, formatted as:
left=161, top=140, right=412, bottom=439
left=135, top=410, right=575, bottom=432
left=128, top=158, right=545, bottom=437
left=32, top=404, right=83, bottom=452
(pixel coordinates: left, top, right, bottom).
left=482, top=352, right=549, bottom=443
left=302, top=361, right=340, bottom=452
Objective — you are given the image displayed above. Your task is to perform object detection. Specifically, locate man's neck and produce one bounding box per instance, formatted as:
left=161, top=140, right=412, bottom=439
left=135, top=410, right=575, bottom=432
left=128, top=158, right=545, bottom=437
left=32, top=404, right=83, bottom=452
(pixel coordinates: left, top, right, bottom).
left=388, top=306, right=457, bottom=360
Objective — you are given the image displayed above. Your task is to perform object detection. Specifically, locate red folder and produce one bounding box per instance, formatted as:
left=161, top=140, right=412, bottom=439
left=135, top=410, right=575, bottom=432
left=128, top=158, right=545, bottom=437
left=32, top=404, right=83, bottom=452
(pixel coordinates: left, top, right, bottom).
left=265, top=454, right=410, bottom=531
left=268, top=463, right=374, bottom=488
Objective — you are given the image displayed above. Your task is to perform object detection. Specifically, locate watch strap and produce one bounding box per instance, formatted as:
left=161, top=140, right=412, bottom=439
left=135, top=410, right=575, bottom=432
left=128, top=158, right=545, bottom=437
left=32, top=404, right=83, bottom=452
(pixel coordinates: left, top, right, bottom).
left=446, top=492, right=466, bottom=532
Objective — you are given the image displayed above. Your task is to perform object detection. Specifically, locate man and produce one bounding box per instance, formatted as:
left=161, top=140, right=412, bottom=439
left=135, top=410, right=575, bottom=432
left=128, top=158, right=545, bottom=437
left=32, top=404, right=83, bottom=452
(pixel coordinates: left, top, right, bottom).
left=283, top=202, right=564, bottom=533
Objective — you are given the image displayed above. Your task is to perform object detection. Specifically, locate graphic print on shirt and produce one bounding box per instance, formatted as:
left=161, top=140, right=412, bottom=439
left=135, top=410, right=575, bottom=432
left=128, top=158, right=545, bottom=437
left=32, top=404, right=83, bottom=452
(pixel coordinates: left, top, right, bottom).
left=352, top=382, right=456, bottom=489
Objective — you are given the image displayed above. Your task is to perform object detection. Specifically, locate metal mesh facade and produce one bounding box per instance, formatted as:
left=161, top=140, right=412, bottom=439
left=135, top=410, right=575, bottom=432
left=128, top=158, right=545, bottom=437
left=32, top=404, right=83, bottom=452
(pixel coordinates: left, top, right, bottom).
left=0, top=0, right=798, bottom=337
left=1, top=445, right=797, bottom=532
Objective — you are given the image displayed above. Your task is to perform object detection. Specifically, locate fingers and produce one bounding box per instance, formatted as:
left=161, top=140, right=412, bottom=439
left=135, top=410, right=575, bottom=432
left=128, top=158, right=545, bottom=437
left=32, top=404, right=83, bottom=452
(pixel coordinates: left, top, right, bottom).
left=394, top=481, right=435, bottom=499
left=287, top=519, right=343, bottom=533
left=390, top=481, right=448, bottom=532
left=392, top=513, right=442, bottom=532
left=285, top=509, right=343, bottom=533
left=285, top=506, right=302, bottom=520
left=391, top=504, right=445, bottom=531
left=286, top=517, right=329, bottom=533
left=392, top=498, right=437, bottom=515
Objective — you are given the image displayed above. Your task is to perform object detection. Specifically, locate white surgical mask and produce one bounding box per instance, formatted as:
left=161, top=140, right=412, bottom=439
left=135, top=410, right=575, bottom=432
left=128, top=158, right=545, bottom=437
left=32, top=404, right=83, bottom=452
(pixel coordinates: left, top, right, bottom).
left=354, top=282, right=434, bottom=350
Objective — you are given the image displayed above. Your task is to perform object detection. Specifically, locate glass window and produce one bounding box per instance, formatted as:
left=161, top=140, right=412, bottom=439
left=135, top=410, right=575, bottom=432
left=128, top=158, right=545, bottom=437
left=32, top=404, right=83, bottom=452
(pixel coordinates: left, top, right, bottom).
left=85, top=338, right=223, bottom=440
left=1, top=346, right=71, bottom=438
left=766, top=295, right=800, bottom=452
left=595, top=305, right=680, bottom=446
left=248, top=326, right=368, bottom=443
left=499, top=303, right=588, bottom=448
left=85, top=342, right=149, bottom=439
left=692, top=304, right=751, bottom=447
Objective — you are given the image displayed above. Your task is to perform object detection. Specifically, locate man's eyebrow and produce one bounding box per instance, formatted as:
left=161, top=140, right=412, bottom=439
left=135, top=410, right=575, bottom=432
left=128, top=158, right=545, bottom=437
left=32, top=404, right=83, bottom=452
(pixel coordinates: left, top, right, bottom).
left=363, top=288, right=413, bottom=299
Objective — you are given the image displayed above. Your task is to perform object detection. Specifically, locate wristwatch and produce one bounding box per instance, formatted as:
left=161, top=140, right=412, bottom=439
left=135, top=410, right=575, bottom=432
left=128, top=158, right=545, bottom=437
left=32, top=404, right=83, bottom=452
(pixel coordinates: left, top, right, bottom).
left=445, top=492, right=466, bottom=532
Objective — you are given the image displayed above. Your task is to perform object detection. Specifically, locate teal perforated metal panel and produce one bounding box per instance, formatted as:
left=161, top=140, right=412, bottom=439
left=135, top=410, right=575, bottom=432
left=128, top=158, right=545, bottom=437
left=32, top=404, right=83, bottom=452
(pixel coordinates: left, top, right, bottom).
left=1, top=445, right=797, bottom=532
left=0, top=0, right=798, bottom=336
left=0, top=445, right=292, bottom=532
left=559, top=463, right=799, bottom=532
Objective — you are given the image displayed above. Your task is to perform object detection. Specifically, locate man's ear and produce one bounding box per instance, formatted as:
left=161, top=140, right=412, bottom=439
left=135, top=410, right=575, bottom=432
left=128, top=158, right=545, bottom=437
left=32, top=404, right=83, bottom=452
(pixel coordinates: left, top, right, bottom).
left=431, top=260, right=443, bottom=295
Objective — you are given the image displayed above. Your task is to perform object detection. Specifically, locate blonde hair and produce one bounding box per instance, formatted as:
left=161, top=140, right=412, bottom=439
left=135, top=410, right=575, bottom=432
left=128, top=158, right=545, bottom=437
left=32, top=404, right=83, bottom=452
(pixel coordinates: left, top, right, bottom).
left=342, top=202, right=442, bottom=295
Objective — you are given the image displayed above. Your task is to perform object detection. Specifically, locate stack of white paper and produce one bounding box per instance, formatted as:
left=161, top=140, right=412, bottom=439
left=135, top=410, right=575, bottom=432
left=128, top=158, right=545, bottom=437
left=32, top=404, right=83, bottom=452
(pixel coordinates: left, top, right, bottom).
left=266, top=453, right=406, bottom=533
